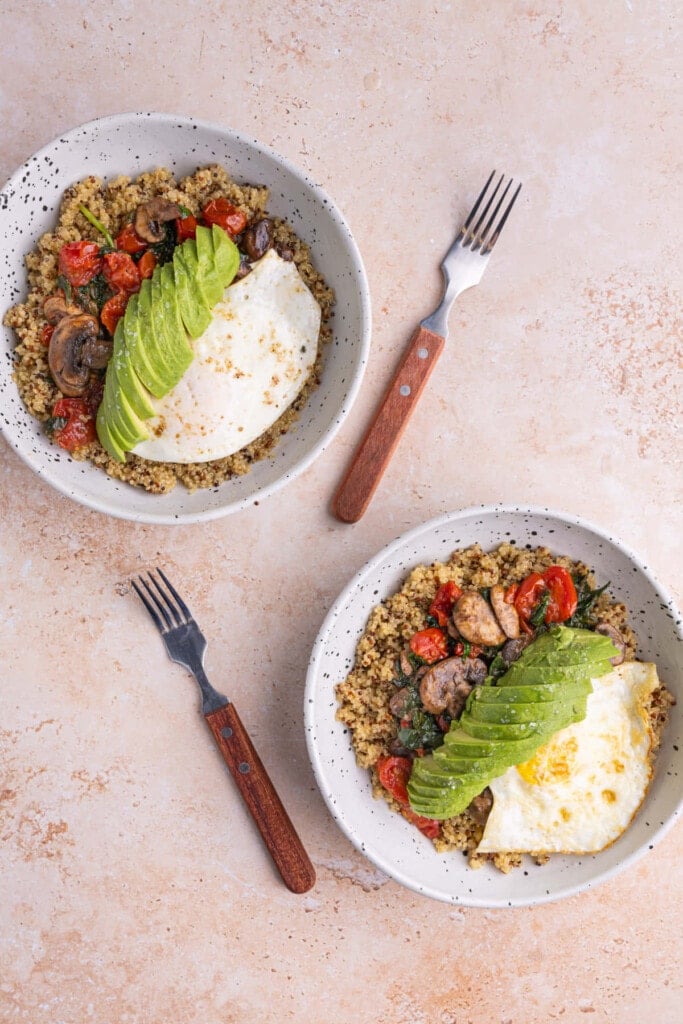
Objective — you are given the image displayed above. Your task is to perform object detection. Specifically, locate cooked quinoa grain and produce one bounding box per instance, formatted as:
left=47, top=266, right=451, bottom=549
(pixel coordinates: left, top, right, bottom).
left=335, top=542, right=674, bottom=873
left=3, top=166, right=334, bottom=493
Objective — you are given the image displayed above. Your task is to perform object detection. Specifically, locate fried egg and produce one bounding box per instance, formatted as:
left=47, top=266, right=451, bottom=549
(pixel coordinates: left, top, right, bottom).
left=476, top=662, right=660, bottom=855
left=133, top=249, right=320, bottom=463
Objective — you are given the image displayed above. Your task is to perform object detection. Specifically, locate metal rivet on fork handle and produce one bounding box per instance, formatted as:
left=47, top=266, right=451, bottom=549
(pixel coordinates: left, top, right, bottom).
left=221, top=726, right=233, bottom=739
left=238, top=762, right=251, bottom=774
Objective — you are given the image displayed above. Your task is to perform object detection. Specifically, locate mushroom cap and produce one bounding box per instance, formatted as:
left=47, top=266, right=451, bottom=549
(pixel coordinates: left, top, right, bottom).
left=134, top=197, right=182, bottom=243
left=48, top=313, right=99, bottom=396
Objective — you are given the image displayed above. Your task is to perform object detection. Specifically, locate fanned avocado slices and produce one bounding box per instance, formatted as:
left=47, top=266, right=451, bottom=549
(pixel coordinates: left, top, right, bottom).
left=172, top=239, right=212, bottom=338
left=96, top=227, right=240, bottom=462
left=407, top=626, right=618, bottom=820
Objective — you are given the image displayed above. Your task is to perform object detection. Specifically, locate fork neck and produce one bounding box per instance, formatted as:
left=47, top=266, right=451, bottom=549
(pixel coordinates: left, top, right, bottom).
left=193, top=664, right=230, bottom=714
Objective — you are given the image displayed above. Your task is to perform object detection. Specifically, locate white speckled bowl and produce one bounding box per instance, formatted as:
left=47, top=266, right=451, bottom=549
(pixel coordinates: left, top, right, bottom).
left=305, top=506, right=683, bottom=907
left=0, top=112, right=371, bottom=523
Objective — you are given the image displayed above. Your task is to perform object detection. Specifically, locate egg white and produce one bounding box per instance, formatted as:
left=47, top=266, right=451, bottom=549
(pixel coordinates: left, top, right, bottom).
left=133, top=249, right=321, bottom=463
left=476, top=662, right=660, bottom=855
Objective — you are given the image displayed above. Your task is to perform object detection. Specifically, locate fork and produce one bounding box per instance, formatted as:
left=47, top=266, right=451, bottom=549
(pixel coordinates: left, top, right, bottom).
left=332, top=171, right=522, bottom=523
left=131, top=568, right=316, bottom=894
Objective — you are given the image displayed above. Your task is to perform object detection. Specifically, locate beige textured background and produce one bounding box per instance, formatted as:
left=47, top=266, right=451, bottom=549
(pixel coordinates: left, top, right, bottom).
left=1, top=1, right=681, bottom=1021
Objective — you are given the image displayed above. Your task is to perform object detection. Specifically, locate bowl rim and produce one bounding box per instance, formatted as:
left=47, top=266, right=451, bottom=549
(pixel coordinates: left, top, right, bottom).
left=0, top=111, right=372, bottom=524
left=304, top=502, right=683, bottom=906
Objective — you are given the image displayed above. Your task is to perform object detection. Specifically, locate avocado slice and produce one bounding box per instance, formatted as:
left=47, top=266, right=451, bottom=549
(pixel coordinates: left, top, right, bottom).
left=211, top=223, right=240, bottom=286
left=148, top=270, right=194, bottom=386
left=107, top=321, right=156, bottom=422
left=100, top=384, right=141, bottom=448
left=500, top=662, right=597, bottom=688
left=470, top=680, right=590, bottom=705
left=95, top=403, right=126, bottom=462
left=466, top=697, right=585, bottom=726
left=173, top=239, right=212, bottom=338
left=522, top=626, right=618, bottom=666
left=441, top=731, right=500, bottom=757
left=135, top=277, right=177, bottom=393
left=122, top=292, right=167, bottom=398
left=194, top=224, right=223, bottom=307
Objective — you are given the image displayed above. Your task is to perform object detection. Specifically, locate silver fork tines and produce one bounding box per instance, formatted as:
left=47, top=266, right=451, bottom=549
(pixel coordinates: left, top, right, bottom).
left=421, top=170, right=522, bottom=337
left=132, top=568, right=227, bottom=714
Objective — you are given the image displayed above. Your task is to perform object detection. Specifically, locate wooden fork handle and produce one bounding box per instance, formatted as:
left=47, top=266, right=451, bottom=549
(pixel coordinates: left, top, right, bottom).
left=205, top=702, right=316, bottom=894
left=332, top=325, right=445, bottom=523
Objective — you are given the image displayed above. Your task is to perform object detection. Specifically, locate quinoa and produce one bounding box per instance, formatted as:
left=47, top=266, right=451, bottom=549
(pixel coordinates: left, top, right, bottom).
left=335, top=542, right=674, bottom=873
left=3, top=165, right=335, bottom=493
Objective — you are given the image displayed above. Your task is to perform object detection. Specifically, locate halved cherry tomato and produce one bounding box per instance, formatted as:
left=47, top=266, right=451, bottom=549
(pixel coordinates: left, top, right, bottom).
left=376, top=756, right=441, bottom=838
left=41, top=324, right=55, bottom=347
left=51, top=397, right=97, bottom=451
left=514, top=566, right=578, bottom=627
left=102, top=251, right=140, bottom=293
left=514, top=572, right=546, bottom=624
left=58, top=241, right=102, bottom=287
left=409, top=627, right=449, bottom=664
left=115, top=222, right=148, bottom=255
left=201, top=198, right=247, bottom=237
left=403, top=807, right=441, bottom=839
left=377, top=755, right=411, bottom=805
left=504, top=583, right=519, bottom=604
left=543, top=566, right=578, bottom=622
left=100, top=291, right=129, bottom=335
left=175, top=214, right=197, bottom=242
left=428, top=581, right=463, bottom=627
left=137, top=250, right=157, bottom=280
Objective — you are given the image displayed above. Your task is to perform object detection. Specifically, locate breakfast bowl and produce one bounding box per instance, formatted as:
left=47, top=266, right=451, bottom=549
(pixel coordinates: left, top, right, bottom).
left=0, top=112, right=371, bottom=523
left=305, top=505, right=682, bottom=907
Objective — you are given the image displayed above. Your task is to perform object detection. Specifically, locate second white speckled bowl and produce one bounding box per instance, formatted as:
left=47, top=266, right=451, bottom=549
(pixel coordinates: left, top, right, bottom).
left=0, top=112, right=371, bottom=523
left=305, top=506, right=683, bottom=907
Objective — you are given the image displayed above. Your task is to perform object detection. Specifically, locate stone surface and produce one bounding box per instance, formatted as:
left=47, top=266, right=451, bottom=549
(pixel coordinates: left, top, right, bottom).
left=0, top=2, right=681, bottom=1022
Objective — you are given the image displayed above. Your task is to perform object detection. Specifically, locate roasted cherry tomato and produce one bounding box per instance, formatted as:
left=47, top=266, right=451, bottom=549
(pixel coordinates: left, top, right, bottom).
left=403, top=807, right=441, bottom=839
left=102, top=251, right=140, bottom=293
left=376, top=756, right=441, bottom=838
left=100, top=291, right=129, bottom=335
left=41, top=324, right=55, bottom=347
left=409, top=627, right=449, bottom=664
left=428, top=581, right=463, bottom=627
left=175, top=213, right=198, bottom=242
left=201, top=198, right=247, bottom=237
left=58, top=241, right=103, bottom=287
left=514, top=566, right=578, bottom=627
left=137, top=250, right=157, bottom=280
left=377, top=755, right=411, bottom=805
left=514, top=572, right=546, bottom=625
left=542, top=566, right=578, bottom=622
left=51, top=397, right=97, bottom=451
left=115, top=222, right=148, bottom=255
left=504, top=583, right=519, bottom=604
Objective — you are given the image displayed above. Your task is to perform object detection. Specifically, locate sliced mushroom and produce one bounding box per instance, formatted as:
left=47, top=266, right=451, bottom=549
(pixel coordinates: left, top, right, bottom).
left=419, top=658, right=472, bottom=718
left=594, top=622, right=626, bottom=665
left=490, top=583, right=521, bottom=639
left=242, top=217, right=273, bottom=262
left=389, top=737, right=413, bottom=758
left=234, top=255, right=252, bottom=280
left=276, top=244, right=294, bottom=261
left=467, top=788, right=493, bottom=826
left=399, top=649, right=414, bottom=678
left=134, top=197, right=182, bottom=243
left=80, top=336, right=113, bottom=369
left=389, top=686, right=412, bottom=718
left=43, top=291, right=82, bottom=324
left=452, top=590, right=507, bottom=647
left=47, top=313, right=99, bottom=396
left=464, top=657, right=488, bottom=686
left=501, top=635, right=532, bottom=666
